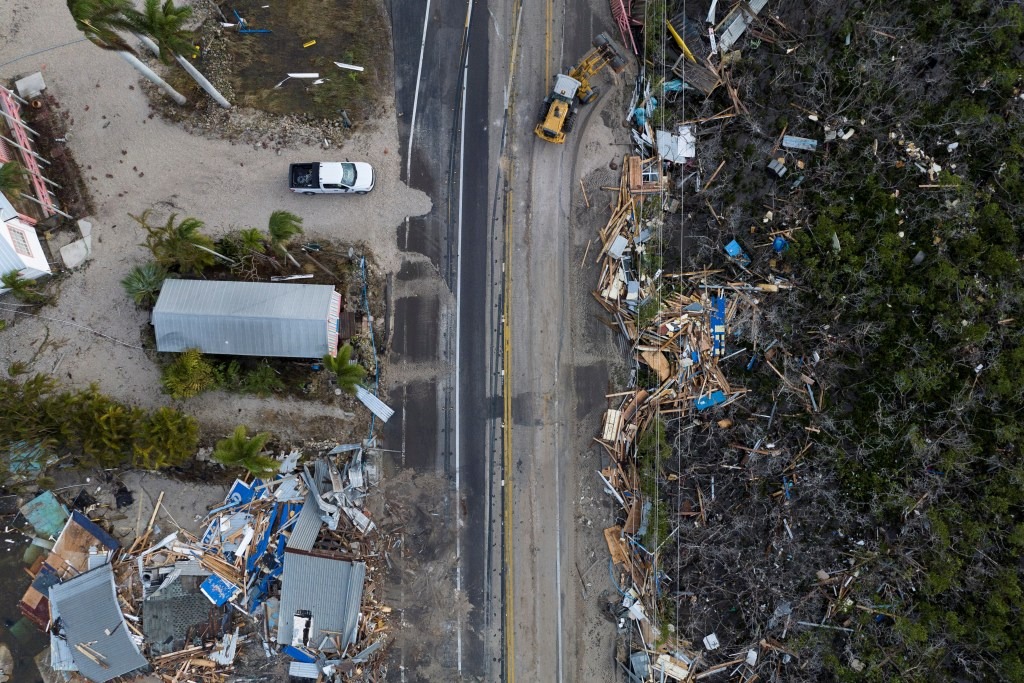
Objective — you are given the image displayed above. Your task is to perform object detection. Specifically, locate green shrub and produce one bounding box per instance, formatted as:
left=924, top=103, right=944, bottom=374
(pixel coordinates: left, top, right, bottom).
left=162, top=348, right=218, bottom=399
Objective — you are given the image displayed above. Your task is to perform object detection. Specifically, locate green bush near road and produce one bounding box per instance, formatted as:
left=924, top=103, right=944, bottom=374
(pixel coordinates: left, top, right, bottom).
left=0, top=373, right=198, bottom=474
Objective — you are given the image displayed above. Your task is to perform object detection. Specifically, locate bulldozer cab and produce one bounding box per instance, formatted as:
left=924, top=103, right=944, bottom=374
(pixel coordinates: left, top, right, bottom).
left=552, top=74, right=581, bottom=101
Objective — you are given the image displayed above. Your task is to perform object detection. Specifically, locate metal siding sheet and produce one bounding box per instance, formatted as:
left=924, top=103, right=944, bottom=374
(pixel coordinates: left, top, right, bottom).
left=782, top=135, right=819, bottom=152
left=289, top=661, right=320, bottom=678
left=285, top=493, right=321, bottom=551
left=48, top=564, right=148, bottom=682
left=355, top=386, right=394, bottom=422
left=152, top=280, right=337, bottom=358
left=276, top=551, right=365, bottom=648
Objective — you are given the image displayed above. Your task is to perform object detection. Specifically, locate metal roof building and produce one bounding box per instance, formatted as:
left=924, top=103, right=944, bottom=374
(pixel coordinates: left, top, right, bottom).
left=276, top=549, right=365, bottom=650
left=152, top=279, right=342, bottom=359
left=48, top=563, right=149, bottom=682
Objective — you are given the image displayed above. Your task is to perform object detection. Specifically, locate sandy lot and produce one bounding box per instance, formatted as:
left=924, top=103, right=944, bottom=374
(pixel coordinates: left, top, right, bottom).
left=0, top=0, right=430, bottom=440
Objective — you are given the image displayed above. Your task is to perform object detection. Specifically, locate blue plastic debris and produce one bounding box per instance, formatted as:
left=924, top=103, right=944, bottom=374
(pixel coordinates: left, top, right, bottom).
left=773, top=236, right=789, bottom=253
left=282, top=645, right=317, bottom=663
left=201, top=574, right=239, bottom=606
left=233, top=8, right=271, bottom=33
left=724, top=239, right=751, bottom=267
left=695, top=390, right=727, bottom=411
left=711, top=296, right=727, bottom=357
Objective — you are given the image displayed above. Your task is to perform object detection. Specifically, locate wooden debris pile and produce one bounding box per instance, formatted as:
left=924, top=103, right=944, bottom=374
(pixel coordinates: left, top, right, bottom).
left=25, top=447, right=393, bottom=682
left=590, top=156, right=788, bottom=681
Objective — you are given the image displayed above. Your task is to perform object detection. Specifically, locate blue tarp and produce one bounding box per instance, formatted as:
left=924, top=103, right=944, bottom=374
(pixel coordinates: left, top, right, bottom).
left=282, top=645, right=316, bottom=663
left=724, top=239, right=751, bottom=267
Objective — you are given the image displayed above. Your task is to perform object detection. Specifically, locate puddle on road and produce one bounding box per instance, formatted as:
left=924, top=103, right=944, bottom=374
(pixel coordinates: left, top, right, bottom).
left=220, top=0, right=390, bottom=119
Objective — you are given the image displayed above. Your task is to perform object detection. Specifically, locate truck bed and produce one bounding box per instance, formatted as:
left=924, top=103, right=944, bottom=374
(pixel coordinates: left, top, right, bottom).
left=289, top=163, right=319, bottom=189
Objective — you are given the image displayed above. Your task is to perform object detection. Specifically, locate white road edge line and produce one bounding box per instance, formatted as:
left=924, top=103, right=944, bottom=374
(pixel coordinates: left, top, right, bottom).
left=406, top=0, right=431, bottom=181
left=454, top=0, right=474, bottom=673
left=555, top=13, right=568, bottom=682
left=400, top=401, right=407, bottom=683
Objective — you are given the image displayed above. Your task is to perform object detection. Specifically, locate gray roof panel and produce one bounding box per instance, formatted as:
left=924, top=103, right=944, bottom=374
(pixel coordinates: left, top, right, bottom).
left=152, top=279, right=340, bottom=358
left=48, top=563, right=148, bottom=682
left=286, top=492, right=322, bottom=551
left=276, top=550, right=365, bottom=649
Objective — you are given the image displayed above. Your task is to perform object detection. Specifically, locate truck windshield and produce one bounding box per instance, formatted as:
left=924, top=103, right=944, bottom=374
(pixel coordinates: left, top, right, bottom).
left=340, top=163, right=356, bottom=186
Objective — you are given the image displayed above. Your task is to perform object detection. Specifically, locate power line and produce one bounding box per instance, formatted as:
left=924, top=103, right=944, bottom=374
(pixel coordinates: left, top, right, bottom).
left=0, top=303, right=144, bottom=350
left=0, top=38, right=90, bottom=70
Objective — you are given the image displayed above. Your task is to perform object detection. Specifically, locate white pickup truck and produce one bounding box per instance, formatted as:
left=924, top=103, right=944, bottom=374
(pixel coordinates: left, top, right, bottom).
left=288, top=161, right=375, bottom=195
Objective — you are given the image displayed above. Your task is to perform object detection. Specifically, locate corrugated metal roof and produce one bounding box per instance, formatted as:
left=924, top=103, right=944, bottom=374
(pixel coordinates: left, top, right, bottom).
left=50, top=633, right=78, bottom=671
left=288, top=661, right=320, bottom=679
left=48, top=563, right=148, bottom=683
left=152, top=279, right=340, bottom=358
left=717, top=0, right=768, bottom=52
left=276, top=550, right=365, bottom=649
left=355, top=385, right=394, bottom=422
left=285, top=492, right=322, bottom=551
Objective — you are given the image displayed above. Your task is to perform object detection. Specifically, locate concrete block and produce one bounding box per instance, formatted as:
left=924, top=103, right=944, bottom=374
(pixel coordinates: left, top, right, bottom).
left=59, top=239, right=91, bottom=269
left=15, top=72, right=46, bottom=99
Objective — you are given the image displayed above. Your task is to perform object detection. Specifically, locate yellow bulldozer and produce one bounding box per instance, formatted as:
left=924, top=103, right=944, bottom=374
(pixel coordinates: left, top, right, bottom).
left=535, top=33, right=628, bottom=144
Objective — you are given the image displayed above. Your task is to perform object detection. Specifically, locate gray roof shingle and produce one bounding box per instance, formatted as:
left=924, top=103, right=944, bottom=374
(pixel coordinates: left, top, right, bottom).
left=276, top=550, right=365, bottom=650
left=152, top=279, right=340, bottom=358
left=48, top=563, right=148, bottom=682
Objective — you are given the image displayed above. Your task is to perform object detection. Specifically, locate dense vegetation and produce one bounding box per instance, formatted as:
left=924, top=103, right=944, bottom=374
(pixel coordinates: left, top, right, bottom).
left=634, top=0, right=1024, bottom=680
left=787, top=2, right=1024, bottom=679
left=0, top=372, right=199, bottom=473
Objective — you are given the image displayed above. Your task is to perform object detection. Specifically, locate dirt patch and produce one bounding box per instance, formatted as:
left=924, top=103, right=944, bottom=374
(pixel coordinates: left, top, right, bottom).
left=376, top=467, right=466, bottom=679
left=17, top=95, right=94, bottom=220
left=219, top=0, right=389, bottom=119
left=147, top=0, right=392, bottom=149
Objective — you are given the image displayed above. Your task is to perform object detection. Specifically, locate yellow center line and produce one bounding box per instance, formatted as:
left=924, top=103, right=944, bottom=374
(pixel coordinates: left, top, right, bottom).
left=503, top=3, right=523, bottom=679
left=503, top=186, right=515, bottom=683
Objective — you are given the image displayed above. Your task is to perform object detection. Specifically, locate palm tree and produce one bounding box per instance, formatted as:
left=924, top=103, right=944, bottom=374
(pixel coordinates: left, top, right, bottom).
left=268, top=210, right=304, bottom=268
left=0, top=162, right=27, bottom=196
left=121, top=261, right=166, bottom=307
left=212, top=425, right=278, bottom=477
left=238, top=228, right=266, bottom=254
left=133, top=210, right=216, bottom=274
left=323, top=343, right=365, bottom=394
left=67, top=0, right=187, bottom=105
left=128, top=0, right=231, bottom=108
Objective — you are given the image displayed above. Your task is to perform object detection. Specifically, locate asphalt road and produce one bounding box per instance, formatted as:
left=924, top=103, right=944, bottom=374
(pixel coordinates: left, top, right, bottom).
left=505, top=0, right=612, bottom=680
left=384, top=0, right=497, bottom=679
left=385, top=0, right=613, bottom=679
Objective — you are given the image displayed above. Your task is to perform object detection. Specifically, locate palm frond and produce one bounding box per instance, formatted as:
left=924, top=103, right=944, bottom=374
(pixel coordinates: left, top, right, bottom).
left=268, top=210, right=303, bottom=248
